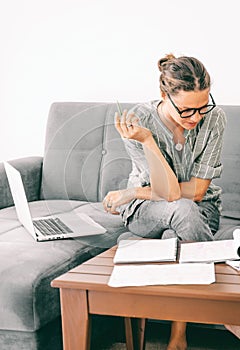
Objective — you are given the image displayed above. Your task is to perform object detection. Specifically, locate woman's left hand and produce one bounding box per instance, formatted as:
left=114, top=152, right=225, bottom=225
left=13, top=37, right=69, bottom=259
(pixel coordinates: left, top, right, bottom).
left=103, top=188, right=136, bottom=214
left=115, top=110, right=152, bottom=144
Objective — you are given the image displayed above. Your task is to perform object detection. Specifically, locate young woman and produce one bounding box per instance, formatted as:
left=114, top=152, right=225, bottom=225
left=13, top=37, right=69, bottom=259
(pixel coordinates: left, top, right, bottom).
left=103, top=54, right=226, bottom=350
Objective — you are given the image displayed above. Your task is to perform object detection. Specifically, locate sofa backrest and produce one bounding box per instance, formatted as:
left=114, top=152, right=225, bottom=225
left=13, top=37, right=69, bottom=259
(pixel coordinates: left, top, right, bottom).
left=41, top=102, right=135, bottom=202
left=41, top=102, right=240, bottom=214
left=215, top=105, right=240, bottom=218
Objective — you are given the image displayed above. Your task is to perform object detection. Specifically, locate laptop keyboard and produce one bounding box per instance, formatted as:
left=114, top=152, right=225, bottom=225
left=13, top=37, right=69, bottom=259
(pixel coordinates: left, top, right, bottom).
left=33, top=218, right=73, bottom=236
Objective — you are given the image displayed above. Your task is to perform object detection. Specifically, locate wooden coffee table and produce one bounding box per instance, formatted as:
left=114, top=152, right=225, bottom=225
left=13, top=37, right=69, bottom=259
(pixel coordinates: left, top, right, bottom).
left=51, top=245, right=240, bottom=350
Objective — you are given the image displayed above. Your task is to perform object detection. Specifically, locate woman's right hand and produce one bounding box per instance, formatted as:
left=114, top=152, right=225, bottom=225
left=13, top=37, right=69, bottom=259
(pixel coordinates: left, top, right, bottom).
left=115, top=110, right=152, bottom=144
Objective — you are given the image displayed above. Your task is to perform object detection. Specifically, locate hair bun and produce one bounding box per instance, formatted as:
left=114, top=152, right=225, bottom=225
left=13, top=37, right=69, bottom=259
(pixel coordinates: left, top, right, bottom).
left=158, top=53, right=176, bottom=72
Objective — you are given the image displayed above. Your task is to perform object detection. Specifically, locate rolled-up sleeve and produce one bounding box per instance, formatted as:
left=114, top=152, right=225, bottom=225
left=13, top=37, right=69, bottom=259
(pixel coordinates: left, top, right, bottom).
left=191, top=109, right=227, bottom=180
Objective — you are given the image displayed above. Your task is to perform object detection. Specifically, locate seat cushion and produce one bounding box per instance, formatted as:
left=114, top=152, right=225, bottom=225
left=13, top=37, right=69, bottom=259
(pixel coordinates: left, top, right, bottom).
left=214, top=216, right=240, bottom=240
left=0, top=200, right=127, bottom=332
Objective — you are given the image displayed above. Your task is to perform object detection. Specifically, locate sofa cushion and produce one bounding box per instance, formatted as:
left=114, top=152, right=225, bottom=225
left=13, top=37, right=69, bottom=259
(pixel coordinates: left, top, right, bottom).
left=41, top=102, right=133, bottom=202
left=221, top=193, right=240, bottom=219
left=214, top=218, right=240, bottom=240
left=0, top=200, right=127, bottom=332
left=0, top=157, right=42, bottom=210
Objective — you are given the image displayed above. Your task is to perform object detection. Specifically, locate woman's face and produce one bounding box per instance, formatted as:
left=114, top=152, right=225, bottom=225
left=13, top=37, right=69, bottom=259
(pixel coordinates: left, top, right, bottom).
left=163, top=88, right=211, bottom=130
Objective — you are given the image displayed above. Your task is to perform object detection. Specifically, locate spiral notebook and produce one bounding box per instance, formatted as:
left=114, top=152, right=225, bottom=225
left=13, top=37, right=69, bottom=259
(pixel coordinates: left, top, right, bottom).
left=113, top=238, right=178, bottom=264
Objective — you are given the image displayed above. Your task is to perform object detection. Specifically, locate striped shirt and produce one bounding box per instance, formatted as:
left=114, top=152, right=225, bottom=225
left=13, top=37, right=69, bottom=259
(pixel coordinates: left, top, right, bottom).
left=120, top=100, right=227, bottom=224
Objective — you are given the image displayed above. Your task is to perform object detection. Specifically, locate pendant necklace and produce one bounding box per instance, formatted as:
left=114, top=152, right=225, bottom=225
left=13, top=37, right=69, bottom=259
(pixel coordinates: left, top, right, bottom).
left=158, top=102, right=184, bottom=152
left=175, top=142, right=183, bottom=152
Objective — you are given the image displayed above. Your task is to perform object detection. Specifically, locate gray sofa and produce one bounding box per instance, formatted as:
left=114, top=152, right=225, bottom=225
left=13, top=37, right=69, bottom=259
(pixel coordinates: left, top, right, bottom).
left=0, top=102, right=239, bottom=350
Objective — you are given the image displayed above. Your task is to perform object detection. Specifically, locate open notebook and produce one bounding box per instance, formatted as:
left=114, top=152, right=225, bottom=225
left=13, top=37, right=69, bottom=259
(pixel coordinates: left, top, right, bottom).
left=179, top=229, right=240, bottom=263
left=113, top=238, right=178, bottom=264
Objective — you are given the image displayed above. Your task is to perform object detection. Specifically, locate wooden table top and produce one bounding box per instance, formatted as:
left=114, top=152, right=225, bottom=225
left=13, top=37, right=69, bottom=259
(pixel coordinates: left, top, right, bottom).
left=51, top=245, right=240, bottom=302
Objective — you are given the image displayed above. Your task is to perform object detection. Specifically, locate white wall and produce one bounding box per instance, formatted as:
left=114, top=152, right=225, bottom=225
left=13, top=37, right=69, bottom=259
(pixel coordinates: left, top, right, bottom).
left=1, top=0, right=239, bottom=161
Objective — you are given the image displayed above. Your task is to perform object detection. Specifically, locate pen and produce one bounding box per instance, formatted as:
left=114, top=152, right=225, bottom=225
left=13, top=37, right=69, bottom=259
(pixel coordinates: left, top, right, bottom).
left=116, top=100, right=123, bottom=116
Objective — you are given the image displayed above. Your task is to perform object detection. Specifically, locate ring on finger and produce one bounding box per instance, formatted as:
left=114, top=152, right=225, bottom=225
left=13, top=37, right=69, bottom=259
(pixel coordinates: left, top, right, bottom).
left=107, top=203, right=112, bottom=208
left=127, top=124, right=132, bottom=128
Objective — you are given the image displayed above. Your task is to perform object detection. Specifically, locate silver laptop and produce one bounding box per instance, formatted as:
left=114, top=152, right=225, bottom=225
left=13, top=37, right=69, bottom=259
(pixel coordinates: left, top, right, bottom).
left=4, top=162, right=106, bottom=241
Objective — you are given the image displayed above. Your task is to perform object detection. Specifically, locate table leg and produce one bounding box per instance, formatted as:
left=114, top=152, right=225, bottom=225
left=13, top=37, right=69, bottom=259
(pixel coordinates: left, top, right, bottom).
left=60, top=289, right=91, bottom=350
left=124, top=317, right=146, bottom=350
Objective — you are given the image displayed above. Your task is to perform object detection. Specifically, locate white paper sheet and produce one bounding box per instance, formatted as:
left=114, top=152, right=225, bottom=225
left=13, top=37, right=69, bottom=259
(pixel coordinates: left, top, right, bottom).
left=233, top=228, right=240, bottom=257
left=226, top=260, right=240, bottom=271
left=108, top=262, right=215, bottom=287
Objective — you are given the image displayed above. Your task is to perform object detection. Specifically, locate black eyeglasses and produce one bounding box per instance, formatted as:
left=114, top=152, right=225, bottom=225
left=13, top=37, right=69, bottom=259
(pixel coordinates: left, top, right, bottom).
left=167, top=93, right=216, bottom=118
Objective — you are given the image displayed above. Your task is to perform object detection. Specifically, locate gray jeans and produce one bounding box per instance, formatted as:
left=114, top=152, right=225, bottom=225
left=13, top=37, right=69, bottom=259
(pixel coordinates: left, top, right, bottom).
left=119, top=198, right=220, bottom=242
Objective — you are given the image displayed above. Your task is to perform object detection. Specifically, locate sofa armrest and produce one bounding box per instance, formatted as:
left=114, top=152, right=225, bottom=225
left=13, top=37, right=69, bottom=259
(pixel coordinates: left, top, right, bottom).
left=0, top=156, right=43, bottom=209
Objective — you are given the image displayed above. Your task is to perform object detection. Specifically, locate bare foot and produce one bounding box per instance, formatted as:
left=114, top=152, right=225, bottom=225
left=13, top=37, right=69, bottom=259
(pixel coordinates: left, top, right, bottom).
left=166, top=339, right=187, bottom=350
left=167, top=321, right=187, bottom=350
